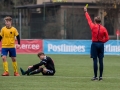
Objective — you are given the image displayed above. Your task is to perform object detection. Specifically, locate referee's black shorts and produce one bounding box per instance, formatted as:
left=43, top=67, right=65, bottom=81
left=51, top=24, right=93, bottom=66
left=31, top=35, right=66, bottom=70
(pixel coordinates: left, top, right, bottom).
left=91, top=41, right=104, bottom=58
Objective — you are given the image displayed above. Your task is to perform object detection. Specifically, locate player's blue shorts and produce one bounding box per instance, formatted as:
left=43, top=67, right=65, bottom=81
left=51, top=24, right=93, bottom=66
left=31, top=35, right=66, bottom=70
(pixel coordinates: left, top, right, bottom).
left=1, top=48, right=16, bottom=57
left=90, top=42, right=104, bottom=59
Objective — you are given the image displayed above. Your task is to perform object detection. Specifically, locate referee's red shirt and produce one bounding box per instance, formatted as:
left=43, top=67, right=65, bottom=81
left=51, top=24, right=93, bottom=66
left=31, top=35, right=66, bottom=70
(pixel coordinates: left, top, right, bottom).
left=85, top=12, right=109, bottom=43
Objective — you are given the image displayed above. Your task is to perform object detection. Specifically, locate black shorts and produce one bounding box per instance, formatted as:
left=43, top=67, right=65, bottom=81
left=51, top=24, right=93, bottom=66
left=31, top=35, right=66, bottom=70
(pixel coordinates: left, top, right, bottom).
left=42, top=69, right=55, bottom=76
left=91, top=42, right=104, bottom=58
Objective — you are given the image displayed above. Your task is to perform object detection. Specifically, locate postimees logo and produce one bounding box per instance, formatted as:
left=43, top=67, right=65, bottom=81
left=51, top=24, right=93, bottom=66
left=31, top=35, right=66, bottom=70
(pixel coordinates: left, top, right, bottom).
left=48, top=44, right=85, bottom=52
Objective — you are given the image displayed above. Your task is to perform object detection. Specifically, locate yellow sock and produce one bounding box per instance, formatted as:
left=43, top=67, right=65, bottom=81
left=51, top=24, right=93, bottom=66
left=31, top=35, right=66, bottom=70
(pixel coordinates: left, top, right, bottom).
left=3, top=62, right=9, bottom=72
left=12, top=62, right=18, bottom=73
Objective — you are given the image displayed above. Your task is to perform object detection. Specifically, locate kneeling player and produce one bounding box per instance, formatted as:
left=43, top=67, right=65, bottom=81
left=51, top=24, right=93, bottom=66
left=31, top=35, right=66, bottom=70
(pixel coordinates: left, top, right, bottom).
left=20, top=52, right=55, bottom=76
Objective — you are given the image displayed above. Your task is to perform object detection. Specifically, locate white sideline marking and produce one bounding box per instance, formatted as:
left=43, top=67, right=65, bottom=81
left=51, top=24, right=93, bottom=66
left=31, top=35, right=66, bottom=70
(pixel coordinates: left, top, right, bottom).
left=48, top=76, right=120, bottom=79
left=0, top=76, right=120, bottom=79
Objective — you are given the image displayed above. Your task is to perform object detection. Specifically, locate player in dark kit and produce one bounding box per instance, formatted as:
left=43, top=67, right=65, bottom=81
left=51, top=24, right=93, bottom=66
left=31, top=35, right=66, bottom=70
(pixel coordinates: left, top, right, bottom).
left=84, top=6, right=109, bottom=81
left=20, top=52, right=55, bottom=76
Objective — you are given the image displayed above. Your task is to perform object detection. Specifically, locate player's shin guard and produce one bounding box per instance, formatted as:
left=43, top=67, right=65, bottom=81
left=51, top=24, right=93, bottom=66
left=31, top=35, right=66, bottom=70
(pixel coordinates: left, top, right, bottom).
left=12, top=62, right=18, bottom=73
left=3, top=61, right=9, bottom=72
left=29, top=68, right=43, bottom=75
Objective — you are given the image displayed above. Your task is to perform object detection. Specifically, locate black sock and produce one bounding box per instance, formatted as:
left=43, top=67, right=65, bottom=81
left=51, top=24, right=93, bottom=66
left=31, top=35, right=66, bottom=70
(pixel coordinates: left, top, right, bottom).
left=99, top=58, right=103, bottom=77
left=30, top=68, right=43, bottom=75
left=93, top=58, right=98, bottom=77
left=24, top=67, right=36, bottom=75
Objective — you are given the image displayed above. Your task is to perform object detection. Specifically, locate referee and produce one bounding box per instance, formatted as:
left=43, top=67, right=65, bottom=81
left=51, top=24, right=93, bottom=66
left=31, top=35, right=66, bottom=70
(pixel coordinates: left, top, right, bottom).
left=84, top=6, right=109, bottom=81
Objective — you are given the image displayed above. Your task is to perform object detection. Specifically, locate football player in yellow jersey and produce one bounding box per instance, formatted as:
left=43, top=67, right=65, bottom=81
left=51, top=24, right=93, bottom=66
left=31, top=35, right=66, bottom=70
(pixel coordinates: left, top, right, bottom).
left=0, top=16, right=20, bottom=76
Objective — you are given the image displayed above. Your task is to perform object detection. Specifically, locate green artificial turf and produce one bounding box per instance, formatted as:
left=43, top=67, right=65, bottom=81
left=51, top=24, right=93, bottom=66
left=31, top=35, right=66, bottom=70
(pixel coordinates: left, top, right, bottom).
left=0, top=54, right=120, bottom=90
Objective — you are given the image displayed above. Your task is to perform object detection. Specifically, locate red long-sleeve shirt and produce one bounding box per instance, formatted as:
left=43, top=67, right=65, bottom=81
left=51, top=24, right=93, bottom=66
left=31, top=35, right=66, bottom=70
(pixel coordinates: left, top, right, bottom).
left=85, top=12, right=109, bottom=43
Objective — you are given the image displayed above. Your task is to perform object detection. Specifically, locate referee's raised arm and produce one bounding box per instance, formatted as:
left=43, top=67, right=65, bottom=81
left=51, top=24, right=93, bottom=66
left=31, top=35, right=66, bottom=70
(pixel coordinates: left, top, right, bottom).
left=84, top=6, right=94, bottom=30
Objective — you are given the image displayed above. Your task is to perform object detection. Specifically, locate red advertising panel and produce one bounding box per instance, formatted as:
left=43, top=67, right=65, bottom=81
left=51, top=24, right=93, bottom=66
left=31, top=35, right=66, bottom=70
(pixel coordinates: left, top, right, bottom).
left=16, top=39, right=43, bottom=54
left=0, top=39, right=43, bottom=54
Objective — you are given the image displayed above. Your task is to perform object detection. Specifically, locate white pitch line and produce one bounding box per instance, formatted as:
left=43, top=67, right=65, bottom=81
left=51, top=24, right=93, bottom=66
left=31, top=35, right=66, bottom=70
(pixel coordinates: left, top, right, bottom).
left=48, top=76, right=120, bottom=79
left=0, top=76, right=120, bottom=79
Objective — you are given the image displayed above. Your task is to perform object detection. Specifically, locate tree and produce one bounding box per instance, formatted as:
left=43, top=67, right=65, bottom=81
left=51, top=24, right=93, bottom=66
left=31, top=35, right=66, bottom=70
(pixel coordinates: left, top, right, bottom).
left=20, top=0, right=36, bottom=5
left=95, top=0, right=120, bottom=35
left=4, top=0, right=14, bottom=7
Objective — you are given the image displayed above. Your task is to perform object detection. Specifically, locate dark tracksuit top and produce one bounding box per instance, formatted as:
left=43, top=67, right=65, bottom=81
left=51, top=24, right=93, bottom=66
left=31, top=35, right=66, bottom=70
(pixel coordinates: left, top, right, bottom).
left=85, top=12, right=109, bottom=43
left=33, top=56, right=55, bottom=73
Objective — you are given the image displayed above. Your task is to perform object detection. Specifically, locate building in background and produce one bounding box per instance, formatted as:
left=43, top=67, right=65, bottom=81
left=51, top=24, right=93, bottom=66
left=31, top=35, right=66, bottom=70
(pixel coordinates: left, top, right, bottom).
left=0, top=0, right=119, bottom=39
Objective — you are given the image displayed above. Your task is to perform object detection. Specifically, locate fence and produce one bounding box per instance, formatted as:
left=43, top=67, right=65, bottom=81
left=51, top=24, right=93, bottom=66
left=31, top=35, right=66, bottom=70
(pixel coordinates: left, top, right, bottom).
left=7, top=7, right=92, bottom=39
left=0, top=0, right=120, bottom=39
left=15, top=8, right=118, bottom=39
